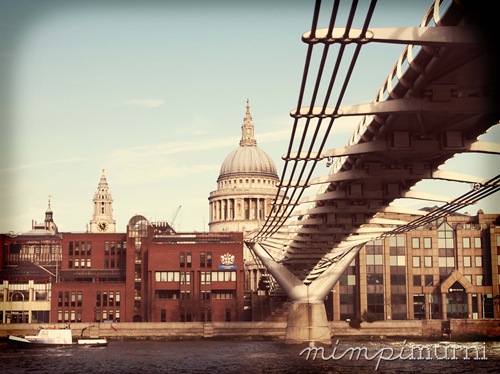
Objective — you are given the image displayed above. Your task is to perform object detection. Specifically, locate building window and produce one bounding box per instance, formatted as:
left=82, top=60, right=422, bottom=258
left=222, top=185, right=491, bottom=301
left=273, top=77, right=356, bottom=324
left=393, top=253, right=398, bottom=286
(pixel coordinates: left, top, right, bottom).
left=180, top=252, right=185, bottom=267
left=411, top=238, right=420, bottom=249
left=156, top=290, right=179, bottom=299
left=463, top=256, right=471, bottom=267
left=200, top=252, right=206, bottom=267
left=412, top=256, right=420, bottom=268
left=475, top=256, right=483, bottom=267
left=186, top=253, right=192, bottom=268
left=438, top=222, right=454, bottom=248
left=33, top=291, right=46, bottom=301
left=212, top=291, right=236, bottom=299
left=365, top=240, right=384, bottom=321
left=390, top=255, right=405, bottom=266
left=201, top=272, right=211, bottom=285
left=413, top=275, right=421, bottom=286
left=474, top=237, right=482, bottom=248
left=212, top=271, right=236, bottom=282
left=366, top=254, right=383, bottom=265
left=339, top=274, right=356, bottom=286
left=155, top=271, right=180, bottom=282
left=424, top=274, right=433, bottom=286
left=476, top=275, right=483, bottom=286
left=413, top=294, right=426, bottom=320
left=462, top=237, right=471, bottom=249
left=423, top=237, right=432, bottom=249
left=207, top=252, right=212, bottom=268
left=424, top=256, right=432, bottom=267
left=367, top=274, right=383, bottom=285
left=180, top=272, right=191, bottom=285
left=201, top=291, right=211, bottom=300
left=439, top=257, right=455, bottom=268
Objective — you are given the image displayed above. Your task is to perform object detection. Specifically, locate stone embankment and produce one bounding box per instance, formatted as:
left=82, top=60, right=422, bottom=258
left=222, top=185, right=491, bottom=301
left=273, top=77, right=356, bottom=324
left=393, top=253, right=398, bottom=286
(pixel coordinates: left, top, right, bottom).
left=0, top=320, right=499, bottom=341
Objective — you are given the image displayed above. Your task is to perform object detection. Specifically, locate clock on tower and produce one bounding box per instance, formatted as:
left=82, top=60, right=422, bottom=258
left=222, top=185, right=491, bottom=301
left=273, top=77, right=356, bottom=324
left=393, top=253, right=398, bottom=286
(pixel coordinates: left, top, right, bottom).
left=89, top=169, right=116, bottom=233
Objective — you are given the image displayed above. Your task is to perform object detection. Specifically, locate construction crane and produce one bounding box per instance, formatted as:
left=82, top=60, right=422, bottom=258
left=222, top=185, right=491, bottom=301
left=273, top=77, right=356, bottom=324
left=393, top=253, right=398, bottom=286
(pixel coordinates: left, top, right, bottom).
left=170, top=205, right=181, bottom=230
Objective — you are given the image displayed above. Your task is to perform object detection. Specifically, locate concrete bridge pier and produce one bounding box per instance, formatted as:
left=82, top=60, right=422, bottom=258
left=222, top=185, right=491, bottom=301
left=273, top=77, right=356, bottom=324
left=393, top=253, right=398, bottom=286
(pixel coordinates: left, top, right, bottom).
left=248, top=242, right=363, bottom=346
left=285, top=301, right=330, bottom=345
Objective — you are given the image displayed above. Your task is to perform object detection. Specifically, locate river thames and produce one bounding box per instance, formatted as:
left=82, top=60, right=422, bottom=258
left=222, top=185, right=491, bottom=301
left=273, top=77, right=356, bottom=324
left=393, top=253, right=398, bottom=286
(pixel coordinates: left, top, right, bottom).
left=1, top=339, right=499, bottom=373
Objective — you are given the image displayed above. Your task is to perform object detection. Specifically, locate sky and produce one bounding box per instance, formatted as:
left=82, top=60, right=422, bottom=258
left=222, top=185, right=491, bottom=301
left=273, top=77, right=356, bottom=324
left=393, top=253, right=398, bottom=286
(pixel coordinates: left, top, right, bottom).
left=0, top=0, right=498, bottom=234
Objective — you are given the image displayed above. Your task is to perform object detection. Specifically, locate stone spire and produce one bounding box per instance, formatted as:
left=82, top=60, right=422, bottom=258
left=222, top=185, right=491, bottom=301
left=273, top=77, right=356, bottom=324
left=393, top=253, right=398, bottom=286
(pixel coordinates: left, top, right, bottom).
left=98, top=168, right=109, bottom=188
left=90, top=168, right=116, bottom=233
left=240, top=99, right=257, bottom=147
left=46, top=195, right=53, bottom=213
left=44, top=195, right=57, bottom=233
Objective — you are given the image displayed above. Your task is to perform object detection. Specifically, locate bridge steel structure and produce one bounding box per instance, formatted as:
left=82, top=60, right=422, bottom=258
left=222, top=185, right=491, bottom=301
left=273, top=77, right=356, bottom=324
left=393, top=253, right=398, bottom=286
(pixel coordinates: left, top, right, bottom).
left=246, top=0, right=500, bottom=345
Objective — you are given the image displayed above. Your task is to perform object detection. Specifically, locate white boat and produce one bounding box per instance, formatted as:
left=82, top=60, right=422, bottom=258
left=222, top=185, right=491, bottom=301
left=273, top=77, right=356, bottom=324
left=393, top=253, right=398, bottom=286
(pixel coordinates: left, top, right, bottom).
left=77, top=337, right=108, bottom=347
left=7, top=326, right=108, bottom=348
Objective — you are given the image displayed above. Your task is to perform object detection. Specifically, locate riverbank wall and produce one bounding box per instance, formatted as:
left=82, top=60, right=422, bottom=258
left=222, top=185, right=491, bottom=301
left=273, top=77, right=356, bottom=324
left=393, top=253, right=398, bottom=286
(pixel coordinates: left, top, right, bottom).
left=1, top=319, right=499, bottom=341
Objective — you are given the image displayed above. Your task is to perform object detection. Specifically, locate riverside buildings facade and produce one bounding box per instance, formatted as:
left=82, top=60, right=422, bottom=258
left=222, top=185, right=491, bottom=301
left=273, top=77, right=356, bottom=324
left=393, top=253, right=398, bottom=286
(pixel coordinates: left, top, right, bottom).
left=330, top=210, right=500, bottom=322
left=0, top=171, right=244, bottom=324
left=0, top=104, right=499, bottom=324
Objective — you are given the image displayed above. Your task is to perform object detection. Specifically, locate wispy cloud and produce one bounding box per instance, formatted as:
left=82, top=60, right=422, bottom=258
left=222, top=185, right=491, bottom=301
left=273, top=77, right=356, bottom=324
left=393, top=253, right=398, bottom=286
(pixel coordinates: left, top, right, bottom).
left=108, top=137, right=235, bottom=185
left=0, top=157, right=85, bottom=174
left=111, top=136, right=238, bottom=159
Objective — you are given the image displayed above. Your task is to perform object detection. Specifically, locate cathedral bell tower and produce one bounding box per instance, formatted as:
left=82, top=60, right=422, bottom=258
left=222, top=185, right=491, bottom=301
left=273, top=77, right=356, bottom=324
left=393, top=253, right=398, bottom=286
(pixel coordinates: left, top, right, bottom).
left=89, top=169, right=116, bottom=233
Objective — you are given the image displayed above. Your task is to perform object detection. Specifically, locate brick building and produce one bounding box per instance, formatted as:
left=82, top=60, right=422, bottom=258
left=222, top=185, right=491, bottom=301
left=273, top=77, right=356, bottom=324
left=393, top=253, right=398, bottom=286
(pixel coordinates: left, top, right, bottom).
left=125, top=216, right=244, bottom=323
left=0, top=172, right=244, bottom=324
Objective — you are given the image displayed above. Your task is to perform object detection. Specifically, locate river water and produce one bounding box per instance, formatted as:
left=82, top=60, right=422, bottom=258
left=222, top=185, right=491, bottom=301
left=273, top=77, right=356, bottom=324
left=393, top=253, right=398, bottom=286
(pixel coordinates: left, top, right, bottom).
left=1, top=339, right=499, bottom=373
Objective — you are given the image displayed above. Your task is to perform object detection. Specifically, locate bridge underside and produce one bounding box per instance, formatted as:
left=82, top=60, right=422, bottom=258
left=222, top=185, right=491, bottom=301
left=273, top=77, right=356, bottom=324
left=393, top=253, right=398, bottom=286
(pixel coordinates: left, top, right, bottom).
left=246, top=0, right=500, bottom=344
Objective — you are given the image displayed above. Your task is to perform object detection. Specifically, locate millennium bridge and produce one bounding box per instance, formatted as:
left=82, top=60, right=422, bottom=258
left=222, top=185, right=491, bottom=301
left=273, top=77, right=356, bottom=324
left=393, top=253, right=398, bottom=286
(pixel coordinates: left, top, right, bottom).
left=246, top=0, right=500, bottom=344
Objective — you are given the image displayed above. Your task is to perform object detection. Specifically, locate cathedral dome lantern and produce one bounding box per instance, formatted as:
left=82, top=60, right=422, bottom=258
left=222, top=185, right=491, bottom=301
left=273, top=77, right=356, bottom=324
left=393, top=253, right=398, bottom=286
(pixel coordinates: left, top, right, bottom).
left=218, top=100, right=278, bottom=181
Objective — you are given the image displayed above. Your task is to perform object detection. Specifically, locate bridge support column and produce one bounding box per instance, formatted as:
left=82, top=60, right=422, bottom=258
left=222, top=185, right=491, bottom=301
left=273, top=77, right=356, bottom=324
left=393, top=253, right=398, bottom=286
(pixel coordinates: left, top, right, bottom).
left=285, top=302, right=330, bottom=345
left=247, top=242, right=364, bottom=346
